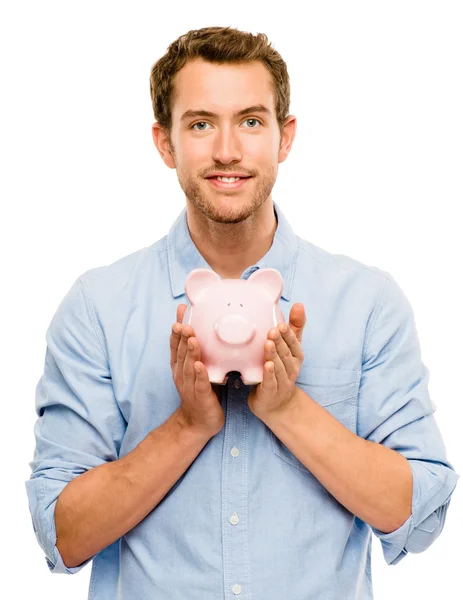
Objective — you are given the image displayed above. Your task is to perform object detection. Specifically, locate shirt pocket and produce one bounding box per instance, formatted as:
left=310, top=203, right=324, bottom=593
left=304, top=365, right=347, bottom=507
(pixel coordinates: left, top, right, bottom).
left=271, top=365, right=360, bottom=473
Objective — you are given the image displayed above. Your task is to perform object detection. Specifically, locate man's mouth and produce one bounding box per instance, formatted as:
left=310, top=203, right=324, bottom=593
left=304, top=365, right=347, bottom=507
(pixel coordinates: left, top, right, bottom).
left=207, top=176, right=251, bottom=182
left=206, top=176, right=252, bottom=189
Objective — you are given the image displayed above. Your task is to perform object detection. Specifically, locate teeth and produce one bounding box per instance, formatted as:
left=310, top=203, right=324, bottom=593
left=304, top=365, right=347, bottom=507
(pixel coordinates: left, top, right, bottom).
left=217, top=176, right=241, bottom=182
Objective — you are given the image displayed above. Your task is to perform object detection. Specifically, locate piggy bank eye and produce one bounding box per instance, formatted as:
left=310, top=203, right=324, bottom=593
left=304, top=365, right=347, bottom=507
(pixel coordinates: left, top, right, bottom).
left=240, top=304, right=243, bottom=307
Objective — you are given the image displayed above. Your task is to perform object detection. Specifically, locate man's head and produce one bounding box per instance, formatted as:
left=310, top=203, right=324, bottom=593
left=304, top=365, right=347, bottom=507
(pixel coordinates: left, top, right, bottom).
left=150, top=26, right=296, bottom=224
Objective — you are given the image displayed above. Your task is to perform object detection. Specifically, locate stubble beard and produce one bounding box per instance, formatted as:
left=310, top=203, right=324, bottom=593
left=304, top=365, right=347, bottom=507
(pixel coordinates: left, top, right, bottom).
left=175, top=163, right=278, bottom=225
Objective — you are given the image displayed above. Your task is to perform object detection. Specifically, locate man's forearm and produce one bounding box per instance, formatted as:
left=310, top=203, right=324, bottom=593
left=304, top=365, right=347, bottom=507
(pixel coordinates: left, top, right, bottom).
left=55, top=408, right=212, bottom=568
left=261, top=385, right=413, bottom=533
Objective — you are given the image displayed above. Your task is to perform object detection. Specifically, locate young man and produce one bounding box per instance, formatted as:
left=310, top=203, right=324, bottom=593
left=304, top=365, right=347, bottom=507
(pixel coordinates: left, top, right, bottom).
left=26, top=26, right=459, bottom=599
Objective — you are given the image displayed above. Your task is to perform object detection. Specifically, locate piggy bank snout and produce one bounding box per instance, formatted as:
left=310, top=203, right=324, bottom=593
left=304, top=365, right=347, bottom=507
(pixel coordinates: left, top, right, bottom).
left=215, top=314, right=256, bottom=345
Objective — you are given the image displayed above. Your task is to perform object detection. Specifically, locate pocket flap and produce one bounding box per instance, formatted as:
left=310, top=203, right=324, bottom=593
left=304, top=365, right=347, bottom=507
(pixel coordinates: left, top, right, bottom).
left=296, top=365, right=360, bottom=406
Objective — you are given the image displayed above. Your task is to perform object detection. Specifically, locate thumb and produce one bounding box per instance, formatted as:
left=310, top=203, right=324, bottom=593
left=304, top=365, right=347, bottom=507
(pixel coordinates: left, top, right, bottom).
left=289, top=303, right=307, bottom=342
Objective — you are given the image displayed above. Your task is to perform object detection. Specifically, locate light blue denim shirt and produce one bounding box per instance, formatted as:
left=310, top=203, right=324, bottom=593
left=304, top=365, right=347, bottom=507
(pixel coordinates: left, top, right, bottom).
left=25, top=201, right=459, bottom=599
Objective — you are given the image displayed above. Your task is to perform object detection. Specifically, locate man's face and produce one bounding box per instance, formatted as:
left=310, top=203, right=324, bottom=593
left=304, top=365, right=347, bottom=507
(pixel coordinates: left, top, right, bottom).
left=157, top=58, right=294, bottom=224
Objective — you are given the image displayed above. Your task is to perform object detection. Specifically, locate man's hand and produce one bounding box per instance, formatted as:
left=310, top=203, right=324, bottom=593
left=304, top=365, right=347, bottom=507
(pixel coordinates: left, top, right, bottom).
left=248, top=303, right=307, bottom=420
left=170, top=304, right=225, bottom=437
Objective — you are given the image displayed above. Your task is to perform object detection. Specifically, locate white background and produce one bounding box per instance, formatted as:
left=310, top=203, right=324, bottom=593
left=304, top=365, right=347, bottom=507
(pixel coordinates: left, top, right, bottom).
left=1, top=1, right=462, bottom=598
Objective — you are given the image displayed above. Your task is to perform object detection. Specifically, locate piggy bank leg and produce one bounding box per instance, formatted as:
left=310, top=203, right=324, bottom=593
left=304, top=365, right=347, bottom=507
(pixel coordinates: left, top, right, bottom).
left=207, top=367, right=228, bottom=385
left=241, top=367, right=264, bottom=386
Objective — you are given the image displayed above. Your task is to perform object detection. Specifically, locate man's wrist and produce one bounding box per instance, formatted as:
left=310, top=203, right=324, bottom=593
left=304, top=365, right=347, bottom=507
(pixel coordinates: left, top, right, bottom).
left=172, top=408, right=216, bottom=444
left=255, top=384, right=304, bottom=427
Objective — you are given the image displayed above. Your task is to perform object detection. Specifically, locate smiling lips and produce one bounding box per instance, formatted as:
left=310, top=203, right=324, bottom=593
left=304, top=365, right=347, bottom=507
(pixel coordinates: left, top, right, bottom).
left=206, top=176, right=252, bottom=189
left=206, top=172, right=251, bottom=179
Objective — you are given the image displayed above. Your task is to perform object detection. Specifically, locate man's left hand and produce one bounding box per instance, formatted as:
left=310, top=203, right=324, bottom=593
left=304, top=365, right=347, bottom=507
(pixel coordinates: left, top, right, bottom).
left=248, top=303, right=307, bottom=419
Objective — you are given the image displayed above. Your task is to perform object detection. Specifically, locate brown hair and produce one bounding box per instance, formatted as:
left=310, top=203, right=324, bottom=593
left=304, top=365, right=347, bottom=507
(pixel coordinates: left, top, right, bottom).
left=149, top=26, right=291, bottom=145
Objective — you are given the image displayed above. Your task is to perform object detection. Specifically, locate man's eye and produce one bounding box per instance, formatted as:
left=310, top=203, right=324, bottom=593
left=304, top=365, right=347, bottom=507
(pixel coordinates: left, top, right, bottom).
left=243, top=119, right=261, bottom=128
left=191, top=119, right=262, bottom=131
left=191, top=122, right=210, bottom=131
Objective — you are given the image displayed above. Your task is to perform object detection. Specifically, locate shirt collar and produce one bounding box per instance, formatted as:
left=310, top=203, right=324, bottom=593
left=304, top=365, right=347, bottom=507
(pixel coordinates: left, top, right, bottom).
left=166, top=200, right=298, bottom=302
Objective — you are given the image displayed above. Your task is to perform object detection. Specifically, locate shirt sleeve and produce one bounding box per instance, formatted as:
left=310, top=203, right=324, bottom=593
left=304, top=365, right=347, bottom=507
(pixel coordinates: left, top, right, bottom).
left=25, top=277, right=127, bottom=574
left=357, top=273, right=460, bottom=566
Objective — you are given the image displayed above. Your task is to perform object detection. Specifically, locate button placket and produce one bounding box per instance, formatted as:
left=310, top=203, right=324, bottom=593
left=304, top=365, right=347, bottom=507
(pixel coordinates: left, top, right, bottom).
left=222, top=377, right=249, bottom=599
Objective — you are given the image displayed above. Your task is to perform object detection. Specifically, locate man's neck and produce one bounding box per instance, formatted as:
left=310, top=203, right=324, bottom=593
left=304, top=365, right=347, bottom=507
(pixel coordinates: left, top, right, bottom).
left=186, top=198, right=277, bottom=280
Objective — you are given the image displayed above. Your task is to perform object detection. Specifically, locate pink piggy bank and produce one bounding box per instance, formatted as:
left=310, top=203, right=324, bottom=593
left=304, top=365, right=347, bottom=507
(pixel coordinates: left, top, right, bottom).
left=182, top=268, right=285, bottom=385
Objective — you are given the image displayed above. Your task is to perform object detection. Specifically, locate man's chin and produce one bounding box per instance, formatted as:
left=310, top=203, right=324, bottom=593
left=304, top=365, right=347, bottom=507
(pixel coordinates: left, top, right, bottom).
left=200, top=199, right=253, bottom=224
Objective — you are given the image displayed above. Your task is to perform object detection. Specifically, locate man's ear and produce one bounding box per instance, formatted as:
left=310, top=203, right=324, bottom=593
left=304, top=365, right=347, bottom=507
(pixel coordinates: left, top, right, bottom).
left=278, top=114, right=297, bottom=165
left=152, top=123, right=176, bottom=169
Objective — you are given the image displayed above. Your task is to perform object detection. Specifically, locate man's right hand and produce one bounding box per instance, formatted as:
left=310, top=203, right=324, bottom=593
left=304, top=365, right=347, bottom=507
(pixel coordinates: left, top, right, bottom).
left=170, top=304, right=225, bottom=437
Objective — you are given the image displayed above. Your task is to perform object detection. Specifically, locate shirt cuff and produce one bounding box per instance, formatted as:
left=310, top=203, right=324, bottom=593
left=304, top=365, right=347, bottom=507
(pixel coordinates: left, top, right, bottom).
left=371, top=512, right=414, bottom=565
left=371, top=465, right=459, bottom=565
left=44, top=497, right=94, bottom=574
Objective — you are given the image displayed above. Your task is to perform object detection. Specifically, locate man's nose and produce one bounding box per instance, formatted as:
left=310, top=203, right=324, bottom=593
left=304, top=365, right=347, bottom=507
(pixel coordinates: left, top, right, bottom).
left=212, top=125, right=243, bottom=164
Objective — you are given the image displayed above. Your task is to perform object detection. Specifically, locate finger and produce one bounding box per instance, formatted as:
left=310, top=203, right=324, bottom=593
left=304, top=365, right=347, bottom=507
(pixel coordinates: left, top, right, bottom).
left=261, top=359, right=277, bottom=390
left=271, top=329, right=295, bottom=375
left=183, top=335, right=197, bottom=385
left=277, top=322, right=304, bottom=362
left=176, top=325, right=192, bottom=370
left=176, top=303, right=188, bottom=324
left=171, top=303, right=188, bottom=370
left=289, top=303, right=307, bottom=343
left=265, top=339, right=286, bottom=386
left=194, top=362, right=211, bottom=396
left=176, top=304, right=196, bottom=342
left=170, top=321, right=182, bottom=368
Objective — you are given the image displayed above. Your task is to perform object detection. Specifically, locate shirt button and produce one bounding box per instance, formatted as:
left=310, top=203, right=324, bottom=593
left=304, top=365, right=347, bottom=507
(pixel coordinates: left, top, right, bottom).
left=234, top=379, right=241, bottom=389
left=231, top=447, right=240, bottom=457
left=232, top=584, right=242, bottom=595
left=229, top=513, right=240, bottom=525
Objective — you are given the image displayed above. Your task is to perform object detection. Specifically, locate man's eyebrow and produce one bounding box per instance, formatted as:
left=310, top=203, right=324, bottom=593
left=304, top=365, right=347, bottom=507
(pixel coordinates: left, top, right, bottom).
left=180, top=104, right=272, bottom=122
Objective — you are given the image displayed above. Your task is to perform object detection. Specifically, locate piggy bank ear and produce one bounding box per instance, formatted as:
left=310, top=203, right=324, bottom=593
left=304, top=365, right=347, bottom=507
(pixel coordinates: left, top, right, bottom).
left=185, top=268, right=221, bottom=304
left=247, top=268, right=283, bottom=301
